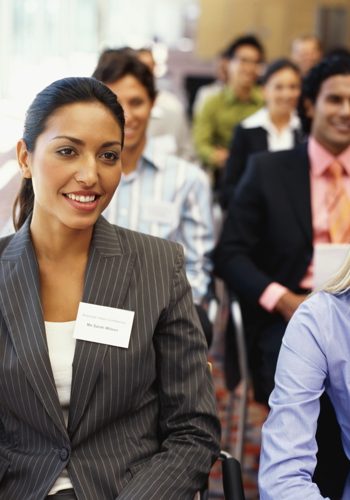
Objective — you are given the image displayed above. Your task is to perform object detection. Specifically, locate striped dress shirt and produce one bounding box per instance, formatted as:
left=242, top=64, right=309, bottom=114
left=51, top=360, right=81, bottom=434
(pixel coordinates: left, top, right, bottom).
left=104, top=140, right=215, bottom=304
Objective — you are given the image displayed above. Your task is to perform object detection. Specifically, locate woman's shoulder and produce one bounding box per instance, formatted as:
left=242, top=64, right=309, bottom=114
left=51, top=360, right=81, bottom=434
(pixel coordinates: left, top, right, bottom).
left=290, top=290, right=350, bottom=339
left=281, top=290, right=350, bottom=357
left=116, top=225, right=184, bottom=274
left=0, top=233, right=16, bottom=258
left=95, top=218, right=184, bottom=273
left=111, top=222, right=182, bottom=258
left=301, top=289, right=350, bottom=312
left=240, top=107, right=268, bottom=129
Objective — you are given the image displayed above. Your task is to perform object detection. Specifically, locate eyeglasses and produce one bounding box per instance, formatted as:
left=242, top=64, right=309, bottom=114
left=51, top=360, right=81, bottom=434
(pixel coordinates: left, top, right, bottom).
left=232, top=56, right=262, bottom=66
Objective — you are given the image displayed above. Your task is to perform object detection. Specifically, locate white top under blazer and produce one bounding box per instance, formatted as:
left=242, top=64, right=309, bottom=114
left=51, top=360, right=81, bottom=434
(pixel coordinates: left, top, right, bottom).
left=45, top=321, right=75, bottom=495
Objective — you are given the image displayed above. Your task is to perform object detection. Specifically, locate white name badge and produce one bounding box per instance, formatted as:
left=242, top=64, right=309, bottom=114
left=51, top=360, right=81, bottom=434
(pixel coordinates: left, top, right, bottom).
left=73, top=302, right=134, bottom=349
left=141, top=200, right=177, bottom=225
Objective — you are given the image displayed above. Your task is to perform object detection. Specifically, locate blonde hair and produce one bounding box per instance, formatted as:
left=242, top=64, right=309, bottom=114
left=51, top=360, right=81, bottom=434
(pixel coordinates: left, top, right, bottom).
left=323, top=250, right=350, bottom=294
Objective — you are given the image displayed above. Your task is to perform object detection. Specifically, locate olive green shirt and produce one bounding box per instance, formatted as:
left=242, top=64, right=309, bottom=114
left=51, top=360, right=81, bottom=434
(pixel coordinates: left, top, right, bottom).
left=193, top=85, right=264, bottom=167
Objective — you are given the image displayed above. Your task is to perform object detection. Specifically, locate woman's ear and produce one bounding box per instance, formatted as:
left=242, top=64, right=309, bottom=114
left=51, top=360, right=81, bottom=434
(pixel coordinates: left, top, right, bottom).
left=17, top=139, right=32, bottom=179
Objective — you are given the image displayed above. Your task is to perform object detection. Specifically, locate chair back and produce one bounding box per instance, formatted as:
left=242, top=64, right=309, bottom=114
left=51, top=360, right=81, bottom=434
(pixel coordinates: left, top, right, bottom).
left=221, top=454, right=245, bottom=500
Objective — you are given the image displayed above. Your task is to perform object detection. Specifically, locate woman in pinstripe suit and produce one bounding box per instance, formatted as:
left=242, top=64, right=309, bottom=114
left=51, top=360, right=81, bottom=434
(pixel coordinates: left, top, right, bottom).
left=0, top=77, right=220, bottom=499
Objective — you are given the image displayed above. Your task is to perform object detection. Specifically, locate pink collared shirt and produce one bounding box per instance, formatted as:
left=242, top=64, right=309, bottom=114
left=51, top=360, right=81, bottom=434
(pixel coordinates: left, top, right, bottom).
left=260, top=137, right=350, bottom=312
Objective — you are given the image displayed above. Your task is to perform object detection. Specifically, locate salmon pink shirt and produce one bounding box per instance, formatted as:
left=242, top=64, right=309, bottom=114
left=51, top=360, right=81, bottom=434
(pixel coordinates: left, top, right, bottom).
left=259, top=138, right=350, bottom=312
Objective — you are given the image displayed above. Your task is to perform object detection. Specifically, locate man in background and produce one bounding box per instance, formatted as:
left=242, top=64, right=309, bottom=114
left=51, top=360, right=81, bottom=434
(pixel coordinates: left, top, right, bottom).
left=214, top=55, right=350, bottom=498
left=93, top=50, right=214, bottom=345
left=291, top=34, right=323, bottom=76
left=193, top=34, right=264, bottom=190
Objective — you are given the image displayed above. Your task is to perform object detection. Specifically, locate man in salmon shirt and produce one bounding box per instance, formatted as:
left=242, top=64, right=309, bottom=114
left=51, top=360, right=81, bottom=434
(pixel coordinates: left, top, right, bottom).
left=215, top=55, right=350, bottom=498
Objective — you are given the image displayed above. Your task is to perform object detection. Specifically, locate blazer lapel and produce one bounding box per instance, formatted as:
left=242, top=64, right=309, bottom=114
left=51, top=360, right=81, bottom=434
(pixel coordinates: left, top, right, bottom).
left=0, top=220, right=68, bottom=437
left=251, top=127, right=268, bottom=150
left=293, top=128, right=305, bottom=146
left=281, top=142, right=313, bottom=246
left=68, top=217, right=136, bottom=435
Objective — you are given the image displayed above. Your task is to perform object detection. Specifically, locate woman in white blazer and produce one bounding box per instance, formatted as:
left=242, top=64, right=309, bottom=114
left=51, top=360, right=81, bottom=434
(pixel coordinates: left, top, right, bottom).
left=0, top=77, right=220, bottom=499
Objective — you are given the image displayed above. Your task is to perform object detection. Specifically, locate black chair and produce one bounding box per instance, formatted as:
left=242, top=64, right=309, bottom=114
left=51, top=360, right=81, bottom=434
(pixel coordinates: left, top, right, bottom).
left=200, top=451, right=246, bottom=500
left=221, top=451, right=245, bottom=500
left=183, top=74, right=215, bottom=120
left=204, top=280, right=249, bottom=463
left=223, top=294, right=249, bottom=464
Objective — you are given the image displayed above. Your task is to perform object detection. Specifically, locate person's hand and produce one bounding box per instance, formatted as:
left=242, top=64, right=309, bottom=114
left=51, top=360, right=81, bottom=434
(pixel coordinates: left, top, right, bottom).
left=211, top=147, right=229, bottom=168
left=274, top=290, right=308, bottom=322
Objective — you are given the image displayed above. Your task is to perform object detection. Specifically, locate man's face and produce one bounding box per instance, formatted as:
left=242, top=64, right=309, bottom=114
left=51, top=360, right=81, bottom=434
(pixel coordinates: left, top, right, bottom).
left=309, top=74, right=350, bottom=155
left=107, top=75, right=153, bottom=154
left=291, top=39, right=322, bottom=76
left=228, top=45, right=262, bottom=90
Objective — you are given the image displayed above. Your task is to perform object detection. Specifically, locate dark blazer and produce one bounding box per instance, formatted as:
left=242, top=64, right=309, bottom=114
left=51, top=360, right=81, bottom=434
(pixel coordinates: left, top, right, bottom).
left=220, top=123, right=303, bottom=208
left=215, top=143, right=350, bottom=497
left=215, top=143, right=312, bottom=302
left=214, top=143, right=312, bottom=400
left=0, top=216, right=220, bottom=500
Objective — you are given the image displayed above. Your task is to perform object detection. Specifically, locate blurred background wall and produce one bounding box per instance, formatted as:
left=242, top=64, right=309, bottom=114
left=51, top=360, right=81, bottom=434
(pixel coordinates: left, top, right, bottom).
left=0, top=0, right=349, bottom=151
left=196, top=0, right=350, bottom=59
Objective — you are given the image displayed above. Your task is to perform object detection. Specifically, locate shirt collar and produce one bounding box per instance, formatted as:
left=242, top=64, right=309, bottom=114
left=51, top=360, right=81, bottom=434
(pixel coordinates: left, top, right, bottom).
left=308, top=137, right=350, bottom=176
left=289, top=112, right=301, bottom=130
left=242, top=107, right=300, bottom=131
left=141, top=136, right=176, bottom=171
left=120, top=139, right=162, bottom=184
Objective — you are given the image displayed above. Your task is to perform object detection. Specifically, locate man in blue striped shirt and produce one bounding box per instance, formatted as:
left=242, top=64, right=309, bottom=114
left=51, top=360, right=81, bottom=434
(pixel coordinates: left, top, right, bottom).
left=93, top=50, right=214, bottom=338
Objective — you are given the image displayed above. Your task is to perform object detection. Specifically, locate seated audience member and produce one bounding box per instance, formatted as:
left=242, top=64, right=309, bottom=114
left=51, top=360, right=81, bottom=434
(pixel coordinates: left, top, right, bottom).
left=214, top=55, right=350, bottom=497
left=0, top=77, right=220, bottom=499
left=92, top=52, right=215, bottom=344
left=221, top=58, right=302, bottom=207
left=136, top=47, right=196, bottom=161
left=259, top=258, right=350, bottom=499
left=290, top=34, right=323, bottom=76
left=193, top=34, right=265, bottom=190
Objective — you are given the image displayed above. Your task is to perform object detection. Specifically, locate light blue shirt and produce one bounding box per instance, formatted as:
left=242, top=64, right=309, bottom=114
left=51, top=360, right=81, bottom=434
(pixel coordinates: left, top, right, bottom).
left=104, top=139, right=214, bottom=303
left=259, top=290, right=350, bottom=499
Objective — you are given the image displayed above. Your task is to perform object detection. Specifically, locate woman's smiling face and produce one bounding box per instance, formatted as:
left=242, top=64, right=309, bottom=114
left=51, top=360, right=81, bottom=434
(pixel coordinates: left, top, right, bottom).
left=17, top=100, right=123, bottom=233
left=263, top=67, right=301, bottom=117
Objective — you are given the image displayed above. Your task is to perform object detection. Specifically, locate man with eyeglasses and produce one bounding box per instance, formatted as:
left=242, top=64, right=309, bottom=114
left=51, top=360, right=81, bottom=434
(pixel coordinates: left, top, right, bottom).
left=193, top=34, right=265, bottom=192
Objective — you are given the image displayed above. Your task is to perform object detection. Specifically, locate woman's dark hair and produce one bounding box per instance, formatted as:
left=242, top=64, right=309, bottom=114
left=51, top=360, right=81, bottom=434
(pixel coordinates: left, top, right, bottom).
left=13, top=76, right=125, bottom=231
left=298, top=55, right=350, bottom=135
left=260, top=58, right=300, bottom=85
left=92, top=48, right=157, bottom=102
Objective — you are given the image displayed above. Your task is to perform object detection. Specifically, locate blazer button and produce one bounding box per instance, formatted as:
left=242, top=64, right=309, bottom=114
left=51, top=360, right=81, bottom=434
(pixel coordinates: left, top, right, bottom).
left=59, top=447, right=70, bottom=461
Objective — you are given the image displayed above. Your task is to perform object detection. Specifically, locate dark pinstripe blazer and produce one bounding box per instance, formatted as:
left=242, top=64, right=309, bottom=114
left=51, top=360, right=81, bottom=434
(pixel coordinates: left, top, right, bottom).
left=0, top=216, right=220, bottom=500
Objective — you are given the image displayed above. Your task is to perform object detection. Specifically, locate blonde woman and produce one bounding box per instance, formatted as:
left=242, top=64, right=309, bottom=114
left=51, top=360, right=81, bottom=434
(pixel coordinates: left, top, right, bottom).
left=259, top=257, right=350, bottom=499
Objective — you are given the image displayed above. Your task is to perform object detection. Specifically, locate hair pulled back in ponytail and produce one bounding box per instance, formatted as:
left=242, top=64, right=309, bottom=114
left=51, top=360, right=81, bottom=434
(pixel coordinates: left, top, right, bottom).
left=13, top=76, right=125, bottom=230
